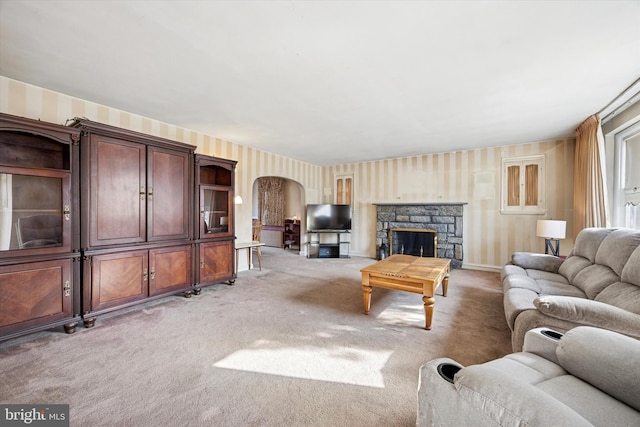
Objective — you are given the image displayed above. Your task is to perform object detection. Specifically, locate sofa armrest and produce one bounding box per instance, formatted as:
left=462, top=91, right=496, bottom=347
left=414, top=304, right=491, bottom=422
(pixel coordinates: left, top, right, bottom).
left=511, top=252, right=563, bottom=273
left=534, top=296, right=640, bottom=338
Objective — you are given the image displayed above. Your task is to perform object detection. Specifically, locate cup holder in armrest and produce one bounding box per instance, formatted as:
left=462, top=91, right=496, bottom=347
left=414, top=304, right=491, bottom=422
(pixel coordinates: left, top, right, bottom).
left=437, top=363, right=462, bottom=384
left=541, top=329, right=563, bottom=340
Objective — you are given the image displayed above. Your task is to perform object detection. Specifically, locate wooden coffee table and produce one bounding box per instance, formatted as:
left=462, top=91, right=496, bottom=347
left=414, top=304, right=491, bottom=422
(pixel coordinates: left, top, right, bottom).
left=360, top=254, right=450, bottom=330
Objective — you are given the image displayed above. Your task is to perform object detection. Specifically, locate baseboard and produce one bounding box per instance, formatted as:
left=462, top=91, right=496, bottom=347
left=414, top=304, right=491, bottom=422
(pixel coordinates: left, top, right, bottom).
left=462, top=262, right=502, bottom=273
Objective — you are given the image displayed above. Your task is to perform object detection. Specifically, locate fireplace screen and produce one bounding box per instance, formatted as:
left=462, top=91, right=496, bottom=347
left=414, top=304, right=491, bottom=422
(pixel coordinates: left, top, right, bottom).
left=390, top=228, right=437, bottom=257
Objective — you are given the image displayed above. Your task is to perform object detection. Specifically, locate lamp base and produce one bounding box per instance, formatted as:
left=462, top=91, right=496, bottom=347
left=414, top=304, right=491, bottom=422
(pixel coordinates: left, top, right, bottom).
left=544, top=239, right=560, bottom=257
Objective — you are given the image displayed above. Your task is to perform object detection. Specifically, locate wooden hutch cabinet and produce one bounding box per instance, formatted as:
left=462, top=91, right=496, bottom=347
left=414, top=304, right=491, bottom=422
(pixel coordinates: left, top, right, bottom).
left=72, top=119, right=195, bottom=326
left=194, top=154, right=237, bottom=289
left=0, top=113, right=82, bottom=341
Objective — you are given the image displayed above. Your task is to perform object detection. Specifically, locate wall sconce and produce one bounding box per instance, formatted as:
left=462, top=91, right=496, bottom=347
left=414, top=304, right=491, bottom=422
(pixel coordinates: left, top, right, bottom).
left=536, top=220, right=566, bottom=257
left=234, top=195, right=243, bottom=205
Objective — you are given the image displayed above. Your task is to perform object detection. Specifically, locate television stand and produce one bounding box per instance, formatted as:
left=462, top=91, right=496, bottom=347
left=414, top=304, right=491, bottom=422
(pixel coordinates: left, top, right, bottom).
left=307, top=231, right=350, bottom=259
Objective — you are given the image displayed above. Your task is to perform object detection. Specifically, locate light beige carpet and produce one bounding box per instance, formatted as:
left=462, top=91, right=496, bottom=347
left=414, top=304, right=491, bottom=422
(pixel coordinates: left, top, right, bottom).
left=0, top=248, right=512, bottom=426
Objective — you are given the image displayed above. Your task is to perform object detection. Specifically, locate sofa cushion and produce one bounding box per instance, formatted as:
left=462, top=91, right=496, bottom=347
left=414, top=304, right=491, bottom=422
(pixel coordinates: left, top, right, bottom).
left=571, top=227, right=615, bottom=262
left=621, top=245, right=640, bottom=286
left=595, top=282, right=640, bottom=315
left=502, top=274, right=540, bottom=293
left=537, top=280, right=586, bottom=298
left=556, top=326, right=640, bottom=412
left=595, top=228, right=640, bottom=276
left=524, top=269, right=568, bottom=284
left=536, top=375, right=640, bottom=426
left=454, top=365, right=592, bottom=426
left=571, top=264, right=620, bottom=299
left=558, top=255, right=592, bottom=284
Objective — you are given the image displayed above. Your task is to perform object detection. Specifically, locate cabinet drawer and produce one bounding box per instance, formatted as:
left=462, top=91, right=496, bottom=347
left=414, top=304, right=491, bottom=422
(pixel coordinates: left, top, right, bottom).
left=0, top=259, right=73, bottom=333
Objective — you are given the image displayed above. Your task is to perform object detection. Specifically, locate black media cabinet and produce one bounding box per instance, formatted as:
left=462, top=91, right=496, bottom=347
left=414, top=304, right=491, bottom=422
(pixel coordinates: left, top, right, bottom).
left=307, top=231, right=350, bottom=258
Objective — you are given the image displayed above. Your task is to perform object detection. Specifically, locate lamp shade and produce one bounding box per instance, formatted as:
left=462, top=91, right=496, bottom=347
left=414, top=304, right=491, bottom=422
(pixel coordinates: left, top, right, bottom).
left=536, top=220, right=566, bottom=239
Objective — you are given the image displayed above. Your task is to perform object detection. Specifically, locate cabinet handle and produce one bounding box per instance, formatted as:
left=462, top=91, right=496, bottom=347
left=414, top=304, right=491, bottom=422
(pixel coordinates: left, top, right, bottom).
left=150, top=268, right=155, bottom=280
left=148, top=187, right=153, bottom=201
left=63, top=205, right=71, bottom=221
left=63, top=280, right=71, bottom=297
left=140, top=185, right=146, bottom=201
left=143, top=268, right=148, bottom=282
left=200, top=258, right=204, bottom=268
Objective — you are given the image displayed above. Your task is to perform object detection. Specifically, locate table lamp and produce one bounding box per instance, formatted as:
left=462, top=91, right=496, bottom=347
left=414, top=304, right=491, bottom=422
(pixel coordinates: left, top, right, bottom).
left=536, top=220, right=566, bottom=257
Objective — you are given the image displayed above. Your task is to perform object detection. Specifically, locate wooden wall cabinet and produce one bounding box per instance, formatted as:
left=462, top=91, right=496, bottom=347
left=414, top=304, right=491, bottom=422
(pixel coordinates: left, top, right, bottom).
left=72, top=119, right=196, bottom=326
left=0, top=113, right=81, bottom=341
left=194, top=155, right=237, bottom=288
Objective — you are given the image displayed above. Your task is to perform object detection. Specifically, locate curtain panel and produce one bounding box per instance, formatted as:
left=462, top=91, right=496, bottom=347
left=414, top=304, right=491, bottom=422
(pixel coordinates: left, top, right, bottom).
left=573, top=114, right=608, bottom=237
left=257, top=177, right=286, bottom=227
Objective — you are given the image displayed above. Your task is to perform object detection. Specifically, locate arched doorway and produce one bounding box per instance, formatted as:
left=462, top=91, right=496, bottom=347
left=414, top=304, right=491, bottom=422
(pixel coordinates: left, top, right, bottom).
left=252, top=176, right=305, bottom=253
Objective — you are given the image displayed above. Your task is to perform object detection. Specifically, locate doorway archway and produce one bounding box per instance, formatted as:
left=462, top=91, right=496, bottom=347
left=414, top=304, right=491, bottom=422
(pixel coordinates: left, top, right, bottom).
left=252, top=176, right=305, bottom=252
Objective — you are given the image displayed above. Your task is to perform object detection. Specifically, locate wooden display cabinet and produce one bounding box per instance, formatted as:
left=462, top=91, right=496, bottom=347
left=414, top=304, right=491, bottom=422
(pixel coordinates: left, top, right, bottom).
left=194, top=155, right=237, bottom=289
left=0, top=113, right=81, bottom=341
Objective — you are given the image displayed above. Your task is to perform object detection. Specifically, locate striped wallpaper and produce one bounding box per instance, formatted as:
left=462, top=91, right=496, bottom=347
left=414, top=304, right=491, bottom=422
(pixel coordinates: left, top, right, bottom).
left=1, top=76, right=575, bottom=270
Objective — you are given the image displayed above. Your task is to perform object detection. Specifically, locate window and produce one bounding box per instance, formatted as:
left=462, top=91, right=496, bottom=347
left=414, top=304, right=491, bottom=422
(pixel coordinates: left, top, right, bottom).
left=334, top=174, right=354, bottom=205
left=501, top=155, right=545, bottom=214
left=611, top=120, right=640, bottom=229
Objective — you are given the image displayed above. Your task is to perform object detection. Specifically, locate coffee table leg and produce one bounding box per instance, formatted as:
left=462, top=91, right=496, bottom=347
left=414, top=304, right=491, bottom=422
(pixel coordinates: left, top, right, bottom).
left=362, top=284, right=372, bottom=314
left=442, top=275, right=449, bottom=297
left=422, top=296, right=435, bottom=330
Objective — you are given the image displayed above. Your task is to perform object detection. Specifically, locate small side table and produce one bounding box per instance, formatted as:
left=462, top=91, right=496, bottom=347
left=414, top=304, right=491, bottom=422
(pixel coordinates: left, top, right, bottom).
left=235, top=241, right=266, bottom=274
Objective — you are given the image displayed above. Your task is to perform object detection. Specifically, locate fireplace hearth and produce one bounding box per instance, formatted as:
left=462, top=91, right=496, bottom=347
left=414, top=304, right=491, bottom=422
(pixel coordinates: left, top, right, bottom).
left=375, top=203, right=466, bottom=268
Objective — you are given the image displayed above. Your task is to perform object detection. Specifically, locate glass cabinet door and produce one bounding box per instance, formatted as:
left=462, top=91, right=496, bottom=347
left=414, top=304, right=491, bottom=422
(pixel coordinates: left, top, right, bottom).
left=200, top=185, right=232, bottom=238
left=0, top=167, right=71, bottom=256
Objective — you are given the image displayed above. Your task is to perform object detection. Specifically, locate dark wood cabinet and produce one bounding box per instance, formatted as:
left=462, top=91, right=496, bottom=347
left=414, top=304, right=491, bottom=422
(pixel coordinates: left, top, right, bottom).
left=283, top=219, right=301, bottom=250
left=82, top=131, right=191, bottom=248
left=198, top=240, right=234, bottom=284
left=194, top=155, right=237, bottom=288
left=72, top=119, right=196, bottom=326
left=0, top=113, right=81, bottom=341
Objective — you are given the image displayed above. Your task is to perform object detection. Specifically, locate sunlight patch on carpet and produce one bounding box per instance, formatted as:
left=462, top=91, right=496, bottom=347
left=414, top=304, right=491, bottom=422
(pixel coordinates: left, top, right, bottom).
left=213, top=341, right=392, bottom=388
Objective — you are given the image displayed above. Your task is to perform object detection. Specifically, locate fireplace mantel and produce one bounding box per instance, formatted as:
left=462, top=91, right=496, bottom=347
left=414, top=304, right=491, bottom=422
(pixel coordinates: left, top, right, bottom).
left=375, top=202, right=465, bottom=268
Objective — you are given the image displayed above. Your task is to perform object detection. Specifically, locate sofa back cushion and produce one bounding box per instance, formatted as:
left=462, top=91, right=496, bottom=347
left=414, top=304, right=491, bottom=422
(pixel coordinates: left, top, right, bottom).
left=558, top=228, right=615, bottom=284
left=595, top=246, right=640, bottom=314
left=571, top=264, right=620, bottom=299
left=594, top=228, right=640, bottom=277
left=570, top=227, right=616, bottom=262
left=556, top=326, right=640, bottom=412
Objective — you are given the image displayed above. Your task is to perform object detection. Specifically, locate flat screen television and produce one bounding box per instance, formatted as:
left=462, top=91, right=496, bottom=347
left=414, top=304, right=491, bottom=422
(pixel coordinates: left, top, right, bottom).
left=306, top=204, right=352, bottom=232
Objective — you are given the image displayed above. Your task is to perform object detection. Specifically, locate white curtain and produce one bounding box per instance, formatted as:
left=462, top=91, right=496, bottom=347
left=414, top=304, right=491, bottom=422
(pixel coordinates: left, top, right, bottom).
left=625, top=202, right=640, bottom=229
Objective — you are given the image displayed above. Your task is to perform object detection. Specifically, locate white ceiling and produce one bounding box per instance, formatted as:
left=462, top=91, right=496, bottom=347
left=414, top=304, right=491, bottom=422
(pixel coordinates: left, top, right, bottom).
left=1, top=1, right=639, bottom=166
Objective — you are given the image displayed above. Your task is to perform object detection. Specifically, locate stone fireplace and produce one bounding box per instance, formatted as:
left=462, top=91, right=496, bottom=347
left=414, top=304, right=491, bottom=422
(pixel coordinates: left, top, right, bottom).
left=375, top=203, right=466, bottom=268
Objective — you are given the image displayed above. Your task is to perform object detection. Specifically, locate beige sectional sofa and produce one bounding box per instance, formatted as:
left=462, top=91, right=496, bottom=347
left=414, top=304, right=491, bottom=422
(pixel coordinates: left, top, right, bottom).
left=501, top=227, right=640, bottom=351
